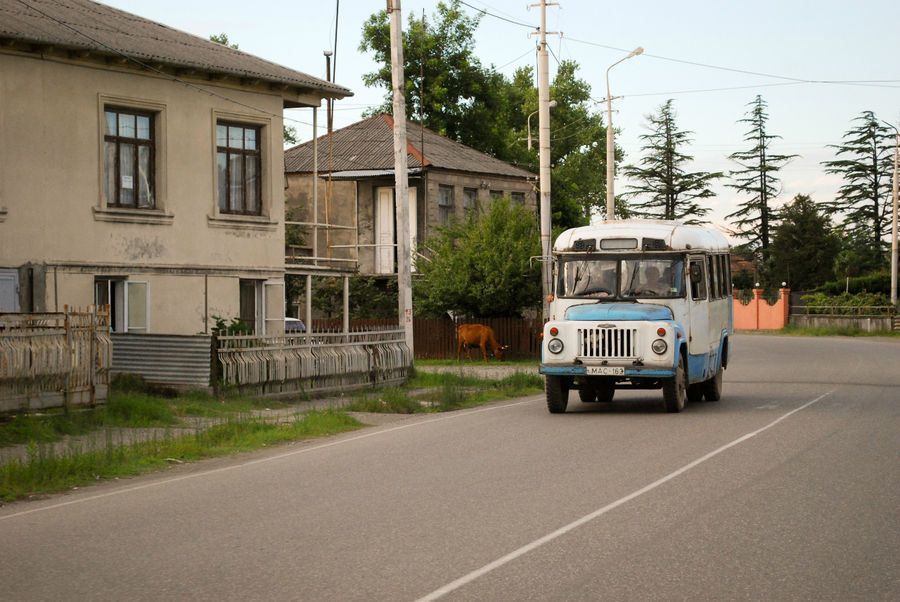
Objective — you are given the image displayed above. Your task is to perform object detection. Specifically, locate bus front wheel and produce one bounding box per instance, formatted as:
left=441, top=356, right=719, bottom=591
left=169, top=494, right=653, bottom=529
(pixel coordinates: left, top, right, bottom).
left=663, top=356, right=687, bottom=413
left=546, top=375, right=569, bottom=413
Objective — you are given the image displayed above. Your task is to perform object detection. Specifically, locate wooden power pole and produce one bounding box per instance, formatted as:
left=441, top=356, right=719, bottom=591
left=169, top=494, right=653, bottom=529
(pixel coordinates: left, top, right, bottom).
left=388, top=0, right=414, bottom=356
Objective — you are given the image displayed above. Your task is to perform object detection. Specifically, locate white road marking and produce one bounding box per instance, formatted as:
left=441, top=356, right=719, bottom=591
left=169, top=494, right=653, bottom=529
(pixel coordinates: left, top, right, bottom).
left=415, top=390, right=835, bottom=602
left=0, top=397, right=538, bottom=521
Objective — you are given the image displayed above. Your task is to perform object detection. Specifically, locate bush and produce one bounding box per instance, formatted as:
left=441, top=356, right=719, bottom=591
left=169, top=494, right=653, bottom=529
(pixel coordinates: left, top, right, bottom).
left=800, top=291, right=893, bottom=315
left=818, top=272, right=890, bottom=296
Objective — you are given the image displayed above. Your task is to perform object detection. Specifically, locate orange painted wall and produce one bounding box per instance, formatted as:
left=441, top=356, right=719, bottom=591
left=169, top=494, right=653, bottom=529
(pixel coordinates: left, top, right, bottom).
left=733, top=289, right=791, bottom=330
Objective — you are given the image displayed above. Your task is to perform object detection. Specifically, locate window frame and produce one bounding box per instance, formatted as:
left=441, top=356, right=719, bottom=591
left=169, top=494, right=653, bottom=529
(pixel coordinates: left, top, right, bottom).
left=438, top=184, right=454, bottom=224
left=95, top=96, right=170, bottom=224
left=95, top=277, right=149, bottom=332
left=689, top=256, right=708, bottom=301
left=216, top=121, right=263, bottom=216
left=103, top=107, right=156, bottom=209
left=463, top=187, right=478, bottom=214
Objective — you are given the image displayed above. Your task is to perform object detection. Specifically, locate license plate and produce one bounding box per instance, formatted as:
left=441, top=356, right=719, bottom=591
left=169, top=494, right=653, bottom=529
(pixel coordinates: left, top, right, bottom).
left=586, top=366, right=625, bottom=376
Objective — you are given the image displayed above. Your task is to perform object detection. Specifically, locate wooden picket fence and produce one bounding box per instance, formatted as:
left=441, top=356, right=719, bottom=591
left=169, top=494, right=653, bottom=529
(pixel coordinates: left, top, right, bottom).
left=0, top=306, right=111, bottom=413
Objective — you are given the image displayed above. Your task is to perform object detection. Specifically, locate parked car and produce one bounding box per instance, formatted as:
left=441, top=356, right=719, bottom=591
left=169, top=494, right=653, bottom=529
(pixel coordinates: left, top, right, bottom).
left=285, top=317, right=306, bottom=333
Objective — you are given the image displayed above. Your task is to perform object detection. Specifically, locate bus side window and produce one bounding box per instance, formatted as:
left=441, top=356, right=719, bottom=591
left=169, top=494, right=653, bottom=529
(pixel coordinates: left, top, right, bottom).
left=708, top=256, right=719, bottom=299
left=723, top=254, right=732, bottom=296
left=689, top=258, right=707, bottom=300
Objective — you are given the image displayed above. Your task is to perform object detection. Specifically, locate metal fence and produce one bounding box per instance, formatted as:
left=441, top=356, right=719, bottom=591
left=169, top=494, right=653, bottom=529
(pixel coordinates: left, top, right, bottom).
left=111, top=333, right=212, bottom=389
left=0, top=306, right=110, bottom=413
left=215, top=328, right=411, bottom=398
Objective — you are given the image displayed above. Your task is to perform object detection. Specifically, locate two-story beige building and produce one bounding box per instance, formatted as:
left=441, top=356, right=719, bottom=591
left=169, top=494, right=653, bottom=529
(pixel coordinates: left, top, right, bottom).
left=0, top=0, right=350, bottom=335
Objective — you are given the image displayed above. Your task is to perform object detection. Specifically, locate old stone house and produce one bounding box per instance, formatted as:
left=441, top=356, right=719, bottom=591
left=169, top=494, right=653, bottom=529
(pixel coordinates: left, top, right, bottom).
left=284, top=114, right=537, bottom=277
left=0, top=0, right=350, bottom=335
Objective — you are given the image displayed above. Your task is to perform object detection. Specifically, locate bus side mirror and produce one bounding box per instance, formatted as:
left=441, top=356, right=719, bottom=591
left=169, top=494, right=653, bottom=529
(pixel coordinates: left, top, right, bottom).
left=690, top=264, right=702, bottom=284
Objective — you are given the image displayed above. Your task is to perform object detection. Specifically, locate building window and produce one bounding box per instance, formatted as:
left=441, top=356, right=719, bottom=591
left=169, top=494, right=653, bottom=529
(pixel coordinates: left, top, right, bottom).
left=95, top=278, right=149, bottom=332
left=217, top=122, right=261, bottom=215
left=463, top=187, right=478, bottom=214
left=490, top=190, right=504, bottom=200
left=438, top=184, right=454, bottom=224
left=104, top=108, right=155, bottom=208
left=511, top=192, right=525, bottom=204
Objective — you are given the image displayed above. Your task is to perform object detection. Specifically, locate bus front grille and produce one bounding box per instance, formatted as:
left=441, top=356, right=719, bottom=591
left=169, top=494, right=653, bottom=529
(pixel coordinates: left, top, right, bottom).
left=577, top=327, right=638, bottom=359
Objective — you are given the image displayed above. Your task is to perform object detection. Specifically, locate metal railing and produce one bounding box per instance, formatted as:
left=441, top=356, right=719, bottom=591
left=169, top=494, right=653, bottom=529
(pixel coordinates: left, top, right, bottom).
left=214, top=328, right=411, bottom=397
left=792, top=305, right=896, bottom=316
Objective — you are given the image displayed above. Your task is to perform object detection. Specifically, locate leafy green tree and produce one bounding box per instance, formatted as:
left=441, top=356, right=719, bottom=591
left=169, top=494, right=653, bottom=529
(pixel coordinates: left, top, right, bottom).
left=832, top=232, right=886, bottom=280
left=359, top=1, right=514, bottom=156
left=360, top=5, right=609, bottom=230
left=294, top=276, right=399, bottom=320
left=209, top=33, right=238, bottom=48
left=767, top=194, right=841, bottom=290
left=821, top=110, right=895, bottom=258
left=546, top=62, right=610, bottom=227
left=726, top=95, right=798, bottom=259
left=622, top=99, right=721, bottom=223
left=413, top=197, right=541, bottom=317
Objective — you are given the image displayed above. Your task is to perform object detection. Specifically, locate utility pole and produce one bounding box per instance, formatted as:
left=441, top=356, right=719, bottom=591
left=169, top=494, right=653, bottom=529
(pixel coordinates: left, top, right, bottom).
left=532, top=0, right=558, bottom=321
left=890, top=127, right=899, bottom=307
left=388, top=0, right=414, bottom=355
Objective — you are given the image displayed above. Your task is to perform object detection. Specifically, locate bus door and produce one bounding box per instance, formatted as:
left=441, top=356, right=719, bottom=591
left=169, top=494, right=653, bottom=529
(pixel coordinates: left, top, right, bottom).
left=687, top=255, right=713, bottom=379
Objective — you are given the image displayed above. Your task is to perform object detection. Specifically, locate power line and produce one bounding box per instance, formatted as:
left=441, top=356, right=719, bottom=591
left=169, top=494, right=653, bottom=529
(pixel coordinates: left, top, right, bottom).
left=457, top=0, right=537, bottom=29
left=565, top=35, right=900, bottom=88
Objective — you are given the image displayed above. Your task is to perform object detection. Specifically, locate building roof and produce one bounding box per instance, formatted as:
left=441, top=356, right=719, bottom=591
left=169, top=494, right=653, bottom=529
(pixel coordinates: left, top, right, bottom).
left=285, top=114, right=536, bottom=180
left=0, top=0, right=351, bottom=103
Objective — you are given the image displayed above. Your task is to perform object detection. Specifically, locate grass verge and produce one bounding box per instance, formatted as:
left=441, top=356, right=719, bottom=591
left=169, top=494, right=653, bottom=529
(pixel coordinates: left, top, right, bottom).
left=1, top=410, right=363, bottom=503
left=1, top=369, right=542, bottom=503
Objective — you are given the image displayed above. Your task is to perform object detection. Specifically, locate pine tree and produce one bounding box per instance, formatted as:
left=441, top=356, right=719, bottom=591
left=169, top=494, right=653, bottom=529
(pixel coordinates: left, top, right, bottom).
left=622, top=99, right=721, bottom=224
left=768, top=194, right=841, bottom=290
left=726, top=95, right=797, bottom=260
left=821, top=110, right=895, bottom=259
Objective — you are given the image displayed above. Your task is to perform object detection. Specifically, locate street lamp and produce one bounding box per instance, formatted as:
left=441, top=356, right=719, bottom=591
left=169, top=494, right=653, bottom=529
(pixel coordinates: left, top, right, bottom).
left=882, top=120, right=899, bottom=307
left=526, top=100, right=556, bottom=150
left=605, top=46, right=643, bottom=221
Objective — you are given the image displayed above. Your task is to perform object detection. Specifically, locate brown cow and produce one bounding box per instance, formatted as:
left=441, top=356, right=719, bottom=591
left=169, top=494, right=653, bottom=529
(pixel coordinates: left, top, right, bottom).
left=457, top=324, right=508, bottom=362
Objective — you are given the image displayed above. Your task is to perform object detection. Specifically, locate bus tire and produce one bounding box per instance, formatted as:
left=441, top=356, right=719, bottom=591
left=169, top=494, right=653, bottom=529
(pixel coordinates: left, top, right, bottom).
left=702, top=367, right=723, bottom=401
left=578, top=388, right=597, bottom=403
left=663, top=354, right=687, bottom=413
left=546, top=375, right=569, bottom=413
left=597, top=385, right=615, bottom=402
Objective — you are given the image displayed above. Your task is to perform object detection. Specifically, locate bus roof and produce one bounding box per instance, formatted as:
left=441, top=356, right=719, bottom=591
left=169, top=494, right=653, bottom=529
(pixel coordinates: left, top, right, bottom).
left=553, top=219, right=731, bottom=254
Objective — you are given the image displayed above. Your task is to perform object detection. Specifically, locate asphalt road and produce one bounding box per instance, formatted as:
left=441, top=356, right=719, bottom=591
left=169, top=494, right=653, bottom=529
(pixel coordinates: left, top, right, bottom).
left=1, top=334, right=898, bottom=601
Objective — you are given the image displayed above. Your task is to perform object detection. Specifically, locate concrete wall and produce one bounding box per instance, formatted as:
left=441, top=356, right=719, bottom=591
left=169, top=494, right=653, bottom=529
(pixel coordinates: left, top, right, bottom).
left=0, top=48, right=287, bottom=334
left=789, top=315, right=893, bottom=332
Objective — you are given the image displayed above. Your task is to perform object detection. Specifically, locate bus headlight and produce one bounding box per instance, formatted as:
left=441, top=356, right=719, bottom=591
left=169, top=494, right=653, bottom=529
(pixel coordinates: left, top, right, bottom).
left=547, top=338, right=564, bottom=354
left=651, top=339, right=667, bottom=355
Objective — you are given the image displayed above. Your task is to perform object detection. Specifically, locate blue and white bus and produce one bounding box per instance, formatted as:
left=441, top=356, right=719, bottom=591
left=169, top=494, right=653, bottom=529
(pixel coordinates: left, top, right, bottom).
left=539, top=220, right=733, bottom=413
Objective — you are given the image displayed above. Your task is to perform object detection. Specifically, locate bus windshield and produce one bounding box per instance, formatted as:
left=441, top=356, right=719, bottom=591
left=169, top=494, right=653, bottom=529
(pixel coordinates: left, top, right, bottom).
left=558, top=256, right=684, bottom=299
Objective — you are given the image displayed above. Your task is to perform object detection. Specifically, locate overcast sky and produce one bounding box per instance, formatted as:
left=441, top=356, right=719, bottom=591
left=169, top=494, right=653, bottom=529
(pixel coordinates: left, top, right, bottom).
left=101, top=0, right=900, bottom=234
